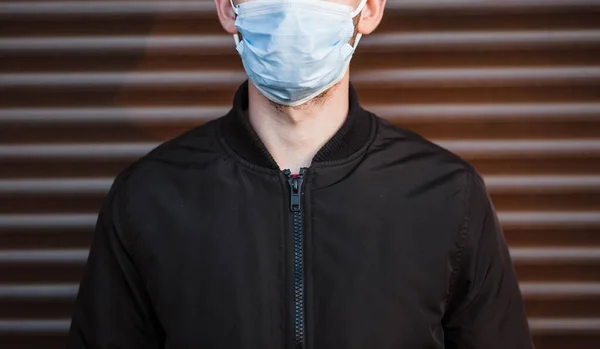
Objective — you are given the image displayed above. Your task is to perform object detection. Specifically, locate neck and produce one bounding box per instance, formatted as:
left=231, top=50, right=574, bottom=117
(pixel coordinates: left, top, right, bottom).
left=247, top=73, right=351, bottom=173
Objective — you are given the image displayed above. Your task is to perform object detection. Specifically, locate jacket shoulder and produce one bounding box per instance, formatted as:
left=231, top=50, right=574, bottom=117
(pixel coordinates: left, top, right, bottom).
left=144, top=117, right=223, bottom=166
left=125, top=114, right=227, bottom=179
left=371, top=115, right=475, bottom=174
left=99, top=116, right=227, bottom=250
left=111, top=116, right=224, bottom=187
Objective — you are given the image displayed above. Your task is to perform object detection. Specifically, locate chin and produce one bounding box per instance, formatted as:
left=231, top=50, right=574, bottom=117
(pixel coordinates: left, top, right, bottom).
left=270, top=83, right=339, bottom=112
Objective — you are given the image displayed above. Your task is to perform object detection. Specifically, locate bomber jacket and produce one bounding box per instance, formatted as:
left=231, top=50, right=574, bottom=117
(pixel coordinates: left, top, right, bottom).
left=67, top=82, right=534, bottom=349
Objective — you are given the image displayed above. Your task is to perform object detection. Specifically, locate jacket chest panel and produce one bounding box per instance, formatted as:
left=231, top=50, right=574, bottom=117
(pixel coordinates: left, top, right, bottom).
left=129, top=170, right=288, bottom=348
left=306, top=176, right=463, bottom=349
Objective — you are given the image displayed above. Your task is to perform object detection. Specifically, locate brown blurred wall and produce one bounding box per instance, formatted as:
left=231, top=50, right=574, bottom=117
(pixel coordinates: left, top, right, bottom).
left=1, top=0, right=600, bottom=348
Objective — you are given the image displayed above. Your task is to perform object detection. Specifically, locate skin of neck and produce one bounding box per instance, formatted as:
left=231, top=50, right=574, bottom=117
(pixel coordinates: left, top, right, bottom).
left=247, top=71, right=351, bottom=174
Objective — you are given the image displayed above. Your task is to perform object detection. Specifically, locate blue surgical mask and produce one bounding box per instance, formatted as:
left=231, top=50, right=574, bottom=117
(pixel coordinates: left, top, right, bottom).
left=231, top=0, right=368, bottom=107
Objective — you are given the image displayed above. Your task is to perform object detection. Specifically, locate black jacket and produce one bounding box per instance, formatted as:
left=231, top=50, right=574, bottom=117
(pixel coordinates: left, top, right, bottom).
left=68, top=82, right=533, bottom=349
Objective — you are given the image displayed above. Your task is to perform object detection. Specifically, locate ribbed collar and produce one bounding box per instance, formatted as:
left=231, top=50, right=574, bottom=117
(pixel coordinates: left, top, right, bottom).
left=219, top=81, right=372, bottom=170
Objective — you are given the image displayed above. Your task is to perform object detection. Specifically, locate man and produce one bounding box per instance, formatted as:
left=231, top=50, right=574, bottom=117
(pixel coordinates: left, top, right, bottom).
left=67, top=0, right=534, bottom=348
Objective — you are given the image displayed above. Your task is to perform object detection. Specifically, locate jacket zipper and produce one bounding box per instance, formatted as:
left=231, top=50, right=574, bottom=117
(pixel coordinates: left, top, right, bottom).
left=284, top=168, right=307, bottom=349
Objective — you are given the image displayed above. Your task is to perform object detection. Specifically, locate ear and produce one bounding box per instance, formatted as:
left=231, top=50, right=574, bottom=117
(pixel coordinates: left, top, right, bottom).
left=214, top=0, right=238, bottom=34
left=356, top=0, right=386, bottom=36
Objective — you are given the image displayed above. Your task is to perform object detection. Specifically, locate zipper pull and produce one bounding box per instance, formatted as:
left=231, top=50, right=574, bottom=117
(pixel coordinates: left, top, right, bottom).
left=284, top=168, right=306, bottom=212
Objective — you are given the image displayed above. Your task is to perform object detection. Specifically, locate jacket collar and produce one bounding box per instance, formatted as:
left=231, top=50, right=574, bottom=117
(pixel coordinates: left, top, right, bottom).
left=220, top=81, right=373, bottom=170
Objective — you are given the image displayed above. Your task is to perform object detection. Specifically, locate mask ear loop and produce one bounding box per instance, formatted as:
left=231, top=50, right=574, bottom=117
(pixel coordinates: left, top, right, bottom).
left=352, top=0, right=369, bottom=17
left=230, top=0, right=241, bottom=47
left=351, top=0, right=368, bottom=48
left=230, top=0, right=239, bottom=15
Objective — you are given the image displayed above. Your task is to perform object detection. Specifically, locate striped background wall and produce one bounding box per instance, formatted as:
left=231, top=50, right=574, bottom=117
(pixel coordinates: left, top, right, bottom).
left=1, top=0, right=599, bottom=348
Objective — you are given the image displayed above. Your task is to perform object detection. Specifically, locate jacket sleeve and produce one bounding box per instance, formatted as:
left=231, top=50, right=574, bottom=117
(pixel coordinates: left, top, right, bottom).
left=67, top=174, right=164, bottom=348
left=443, top=170, right=534, bottom=349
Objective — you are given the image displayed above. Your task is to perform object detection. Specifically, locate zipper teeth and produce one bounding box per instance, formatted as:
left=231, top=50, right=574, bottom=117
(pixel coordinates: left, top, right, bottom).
left=292, top=209, right=305, bottom=348
left=285, top=168, right=306, bottom=349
